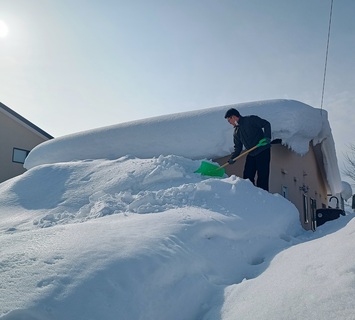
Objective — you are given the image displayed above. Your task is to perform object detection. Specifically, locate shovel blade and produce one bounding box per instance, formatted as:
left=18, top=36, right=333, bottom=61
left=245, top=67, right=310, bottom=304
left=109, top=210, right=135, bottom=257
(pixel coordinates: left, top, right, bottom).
left=194, top=161, right=225, bottom=177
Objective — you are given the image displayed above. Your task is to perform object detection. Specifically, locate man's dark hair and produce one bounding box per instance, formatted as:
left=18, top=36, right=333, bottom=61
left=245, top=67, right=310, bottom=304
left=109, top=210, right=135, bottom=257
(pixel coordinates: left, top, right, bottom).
left=224, top=108, right=241, bottom=118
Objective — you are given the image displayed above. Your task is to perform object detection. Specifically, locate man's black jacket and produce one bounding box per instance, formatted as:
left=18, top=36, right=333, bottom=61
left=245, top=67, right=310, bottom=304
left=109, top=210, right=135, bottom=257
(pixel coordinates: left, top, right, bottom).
left=231, top=115, right=271, bottom=158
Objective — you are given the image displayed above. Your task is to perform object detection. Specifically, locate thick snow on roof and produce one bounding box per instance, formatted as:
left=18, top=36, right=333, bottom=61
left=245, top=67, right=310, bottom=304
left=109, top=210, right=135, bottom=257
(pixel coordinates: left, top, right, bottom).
left=24, top=99, right=343, bottom=194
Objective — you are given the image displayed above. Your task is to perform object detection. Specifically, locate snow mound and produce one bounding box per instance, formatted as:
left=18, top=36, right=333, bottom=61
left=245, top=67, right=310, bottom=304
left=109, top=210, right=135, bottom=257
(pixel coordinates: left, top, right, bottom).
left=2, top=155, right=301, bottom=233
left=218, top=218, right=355, bottom=320
left=341, top=181, right=353, bottom=201
left=0, top=155, right=308, bottom=319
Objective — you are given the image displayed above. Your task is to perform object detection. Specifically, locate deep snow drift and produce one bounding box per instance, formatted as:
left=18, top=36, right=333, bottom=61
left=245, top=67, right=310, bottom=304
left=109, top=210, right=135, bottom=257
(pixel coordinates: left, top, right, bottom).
left=1, top=99, right=354, bottom=319
left=24, top=99, right=343, bottom=194
left=0, top=155, right=354, bottom=319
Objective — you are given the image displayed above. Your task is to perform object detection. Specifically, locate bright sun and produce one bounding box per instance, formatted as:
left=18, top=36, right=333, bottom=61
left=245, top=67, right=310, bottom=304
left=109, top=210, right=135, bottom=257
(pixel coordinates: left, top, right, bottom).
left=0, top=20, right=9, bottom=38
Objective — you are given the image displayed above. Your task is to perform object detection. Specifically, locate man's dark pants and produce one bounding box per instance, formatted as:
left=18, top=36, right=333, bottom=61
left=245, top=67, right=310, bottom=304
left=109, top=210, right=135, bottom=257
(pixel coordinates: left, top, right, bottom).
left=243, top=148, right=270, bottom=191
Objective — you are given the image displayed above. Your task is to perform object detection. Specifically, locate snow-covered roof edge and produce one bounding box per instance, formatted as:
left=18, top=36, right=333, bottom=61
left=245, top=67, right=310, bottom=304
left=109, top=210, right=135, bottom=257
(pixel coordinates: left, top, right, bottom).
left=316, top=112, right=343, bottom=194
left=24, top=99, right=343, bottom=194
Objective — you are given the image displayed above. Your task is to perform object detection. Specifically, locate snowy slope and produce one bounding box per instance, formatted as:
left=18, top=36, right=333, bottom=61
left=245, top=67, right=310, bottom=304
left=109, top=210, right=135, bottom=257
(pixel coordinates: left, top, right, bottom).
left=0, top=156, right=299, bottom=318
left=0, top=155, right=354, bottom=319
left=0, top=100, right=354, bottom=319
left=219, top=218, right=355, bottom=320
left=1, top=155, right=354, bottom=319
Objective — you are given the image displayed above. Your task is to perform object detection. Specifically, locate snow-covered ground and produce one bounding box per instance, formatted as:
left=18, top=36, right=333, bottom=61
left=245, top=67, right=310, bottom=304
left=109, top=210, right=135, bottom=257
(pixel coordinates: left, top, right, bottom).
left=1, top=100, right=354, bottom=319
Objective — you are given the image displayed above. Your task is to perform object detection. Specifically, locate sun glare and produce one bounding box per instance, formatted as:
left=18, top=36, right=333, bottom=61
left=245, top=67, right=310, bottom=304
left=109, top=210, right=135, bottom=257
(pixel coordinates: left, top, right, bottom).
left=0, top=20, right=9, bottom=38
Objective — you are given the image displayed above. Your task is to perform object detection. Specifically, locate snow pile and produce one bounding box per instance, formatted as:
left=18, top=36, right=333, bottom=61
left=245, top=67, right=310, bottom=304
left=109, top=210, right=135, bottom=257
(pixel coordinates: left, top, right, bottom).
left=24, top=99, right=342, bottom=194
left=0, top=99, right=353, bottom=319
left=0, top=155, right=305, bottom=319
left=219, top=217, right=355, bottom=320
left=0, top=154, right=354, bottom=319
left=341, top=181, right=353, bottom=201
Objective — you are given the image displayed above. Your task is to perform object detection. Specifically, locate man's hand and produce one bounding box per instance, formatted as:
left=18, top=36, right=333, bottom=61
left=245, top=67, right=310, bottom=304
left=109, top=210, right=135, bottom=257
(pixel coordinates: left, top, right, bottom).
left=228, top=158, right=236, bottom=165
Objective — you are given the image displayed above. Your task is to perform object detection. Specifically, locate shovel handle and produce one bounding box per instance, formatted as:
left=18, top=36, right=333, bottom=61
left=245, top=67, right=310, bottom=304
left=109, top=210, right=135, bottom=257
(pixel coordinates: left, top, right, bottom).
left=221, top=138, right=269, bottom=169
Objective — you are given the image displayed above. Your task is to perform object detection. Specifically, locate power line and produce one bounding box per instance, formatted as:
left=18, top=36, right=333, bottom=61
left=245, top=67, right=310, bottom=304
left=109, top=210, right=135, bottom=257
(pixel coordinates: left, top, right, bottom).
left=320, top=0, right=334, bottom=110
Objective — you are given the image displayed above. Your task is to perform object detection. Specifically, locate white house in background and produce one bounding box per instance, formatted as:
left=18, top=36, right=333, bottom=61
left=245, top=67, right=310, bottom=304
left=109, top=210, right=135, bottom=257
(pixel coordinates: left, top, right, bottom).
left=23, top=99, right=352, bottom=230
left=0, top=101, right=53, bottom=183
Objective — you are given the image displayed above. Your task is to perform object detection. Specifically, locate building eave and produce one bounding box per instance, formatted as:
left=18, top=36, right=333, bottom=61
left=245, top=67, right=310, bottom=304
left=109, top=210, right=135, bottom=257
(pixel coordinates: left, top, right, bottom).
left=0, top=101, right=54, bottom=140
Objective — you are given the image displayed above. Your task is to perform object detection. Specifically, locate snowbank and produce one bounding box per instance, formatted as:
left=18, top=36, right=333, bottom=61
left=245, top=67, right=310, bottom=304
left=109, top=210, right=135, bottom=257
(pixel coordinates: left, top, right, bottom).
left=0, top=155, right=304, bottom=319
left=0, top=152, right=354, bottom=319
left=1, top=99, right=352, bottom=319
left=218, top=218, right=355, bottom=320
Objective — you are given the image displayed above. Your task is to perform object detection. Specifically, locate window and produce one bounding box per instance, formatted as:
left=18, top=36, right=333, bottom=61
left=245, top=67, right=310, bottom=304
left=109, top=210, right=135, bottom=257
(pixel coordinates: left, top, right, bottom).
left=12, top=148, right=30, bottom=164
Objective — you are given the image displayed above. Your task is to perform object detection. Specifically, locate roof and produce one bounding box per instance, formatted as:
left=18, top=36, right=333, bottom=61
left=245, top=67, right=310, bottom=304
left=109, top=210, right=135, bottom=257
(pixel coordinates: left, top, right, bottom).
left=23, top=99, right=343, bottom=194
left=0, top=101, right=53, bottom=140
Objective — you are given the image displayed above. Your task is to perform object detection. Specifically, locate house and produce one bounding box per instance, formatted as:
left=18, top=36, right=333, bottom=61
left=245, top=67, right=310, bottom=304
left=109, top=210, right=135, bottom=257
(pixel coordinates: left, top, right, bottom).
left=213, top=102, right=351, bottom=231
left=22, top=99, right=351, bottom=230
left=216, top=141, right=347, bottom=230
left=0, top=101, right=53, bottom=183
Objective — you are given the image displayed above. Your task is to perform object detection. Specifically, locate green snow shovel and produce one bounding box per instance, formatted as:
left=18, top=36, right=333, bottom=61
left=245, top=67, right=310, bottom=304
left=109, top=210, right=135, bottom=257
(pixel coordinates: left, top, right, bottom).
left=194, top=138, right=269, bottom=177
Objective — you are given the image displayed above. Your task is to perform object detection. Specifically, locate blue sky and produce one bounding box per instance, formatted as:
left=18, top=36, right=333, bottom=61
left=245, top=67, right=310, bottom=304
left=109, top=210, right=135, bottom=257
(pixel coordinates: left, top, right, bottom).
left=0, top=0, right=354, bottom=177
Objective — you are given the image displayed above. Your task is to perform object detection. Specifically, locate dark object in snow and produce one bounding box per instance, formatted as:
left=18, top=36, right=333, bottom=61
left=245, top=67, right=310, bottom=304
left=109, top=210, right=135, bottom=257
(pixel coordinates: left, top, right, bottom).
left=316, top=208, right=345, bottom=227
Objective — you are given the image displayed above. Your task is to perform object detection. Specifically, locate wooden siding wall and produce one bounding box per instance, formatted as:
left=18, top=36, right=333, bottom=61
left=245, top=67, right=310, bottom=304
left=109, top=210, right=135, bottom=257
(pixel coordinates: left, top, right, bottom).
left=0, top=111, right=48, bottom=183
